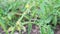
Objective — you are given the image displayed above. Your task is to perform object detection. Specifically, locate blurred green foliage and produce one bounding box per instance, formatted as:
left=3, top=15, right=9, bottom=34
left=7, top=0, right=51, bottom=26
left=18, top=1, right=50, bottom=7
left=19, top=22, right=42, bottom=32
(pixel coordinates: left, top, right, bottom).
left=0, top=0, right=60, bottom=34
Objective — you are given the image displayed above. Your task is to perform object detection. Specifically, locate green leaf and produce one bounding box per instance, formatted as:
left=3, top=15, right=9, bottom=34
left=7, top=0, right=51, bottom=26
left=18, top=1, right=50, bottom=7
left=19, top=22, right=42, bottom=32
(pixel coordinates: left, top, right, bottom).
left=52, top=16, right=57, bottom=26
left=28, top=23, right=32, bottom=34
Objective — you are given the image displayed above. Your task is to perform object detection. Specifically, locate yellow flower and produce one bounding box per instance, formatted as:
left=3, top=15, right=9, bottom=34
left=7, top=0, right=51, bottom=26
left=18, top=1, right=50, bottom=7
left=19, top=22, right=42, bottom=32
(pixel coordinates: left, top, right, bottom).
left=16, top=21, right=20, bottom=25
left=8, top=27, right=14, bottom=31
left=17, top=26, right=21, bottom=31
left=25, top=4, right=30, bottom=9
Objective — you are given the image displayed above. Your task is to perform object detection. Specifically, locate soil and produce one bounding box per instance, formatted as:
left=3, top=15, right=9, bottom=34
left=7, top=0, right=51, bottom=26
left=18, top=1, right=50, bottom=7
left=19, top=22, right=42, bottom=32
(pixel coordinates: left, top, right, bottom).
left=0, top=24, right=60, bottom=34
left=22, top=24, right=40, bottom=34
left=54, top=25, right=60, bottom=34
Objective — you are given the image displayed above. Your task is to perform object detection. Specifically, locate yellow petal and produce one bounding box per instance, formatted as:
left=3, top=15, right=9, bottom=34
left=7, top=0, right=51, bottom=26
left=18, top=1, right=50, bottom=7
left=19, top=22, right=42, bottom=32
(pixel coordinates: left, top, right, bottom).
left=25, top=4, right=30, bottom=9
left=8, top=27, right=14, bottom=31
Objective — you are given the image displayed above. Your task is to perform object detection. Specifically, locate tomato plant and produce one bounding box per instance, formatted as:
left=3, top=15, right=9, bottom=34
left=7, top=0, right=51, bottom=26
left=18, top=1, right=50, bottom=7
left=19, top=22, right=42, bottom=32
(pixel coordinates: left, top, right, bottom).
left=0, top=0, right=60, bottom=34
